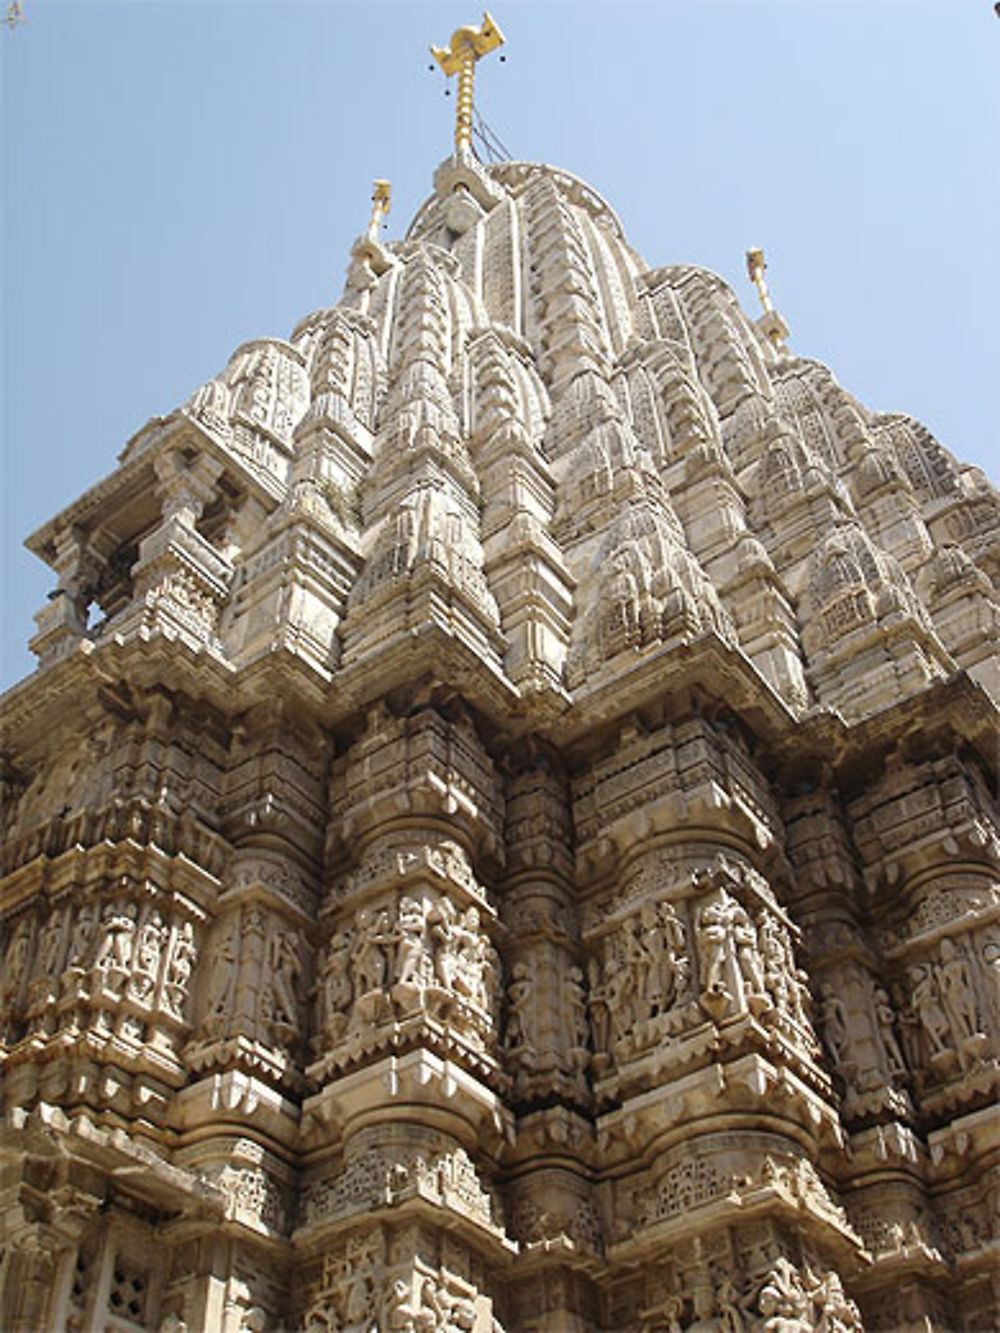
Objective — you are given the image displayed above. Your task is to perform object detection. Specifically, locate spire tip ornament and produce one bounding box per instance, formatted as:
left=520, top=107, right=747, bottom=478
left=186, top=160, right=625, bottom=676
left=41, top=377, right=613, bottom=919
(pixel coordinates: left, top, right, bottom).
left=368, top=179, right=391, bottom=241
left=745, top=246, right=790, bottom=353
left=431, top=11, right=505, bottom=156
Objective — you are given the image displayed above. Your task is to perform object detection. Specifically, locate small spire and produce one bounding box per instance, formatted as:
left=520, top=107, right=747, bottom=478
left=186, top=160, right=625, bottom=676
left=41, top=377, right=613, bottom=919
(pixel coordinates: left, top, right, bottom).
left=367, top=180, right=391, bottom=242
left=745, top=247, right=790, bottom=353
left=431, top=11, right=505, bottom=157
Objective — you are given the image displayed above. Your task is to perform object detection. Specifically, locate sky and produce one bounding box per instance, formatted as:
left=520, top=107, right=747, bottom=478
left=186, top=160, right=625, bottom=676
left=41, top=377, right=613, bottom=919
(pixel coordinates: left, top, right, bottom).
left=2, top=0, right=998, bottom=691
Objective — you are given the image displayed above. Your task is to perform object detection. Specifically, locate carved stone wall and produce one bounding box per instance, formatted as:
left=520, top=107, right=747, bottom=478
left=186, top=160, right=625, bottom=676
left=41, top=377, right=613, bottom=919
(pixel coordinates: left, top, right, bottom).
left=2, top=148, right=997, bottom=1331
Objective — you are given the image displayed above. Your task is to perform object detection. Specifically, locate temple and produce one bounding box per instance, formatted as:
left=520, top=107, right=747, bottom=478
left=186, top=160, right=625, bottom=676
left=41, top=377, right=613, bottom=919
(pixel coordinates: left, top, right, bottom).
left=2, top=14, right=999, bottom=1332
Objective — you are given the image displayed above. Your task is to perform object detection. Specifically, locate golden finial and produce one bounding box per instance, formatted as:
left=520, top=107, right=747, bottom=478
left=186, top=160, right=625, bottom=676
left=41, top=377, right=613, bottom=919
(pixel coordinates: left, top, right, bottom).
left=431, top=11, right=505, bottom=156
left=367, top=180, right=391, bottom=241
left=745, top=247, right=790, bottom=352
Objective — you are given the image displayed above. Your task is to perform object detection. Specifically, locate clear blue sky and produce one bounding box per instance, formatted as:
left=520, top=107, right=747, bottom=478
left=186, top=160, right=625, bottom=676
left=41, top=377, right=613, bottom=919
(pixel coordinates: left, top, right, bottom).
left=3, top=0, right=998, bottom=691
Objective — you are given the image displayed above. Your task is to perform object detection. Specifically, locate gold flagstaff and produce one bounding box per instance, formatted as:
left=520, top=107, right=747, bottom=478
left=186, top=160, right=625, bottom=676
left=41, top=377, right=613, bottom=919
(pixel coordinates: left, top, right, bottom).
left=431, top=11, right=505, bottom=156
left=367, top=180, right=391, bottom=242
left=745, top=246, right=790, bottom=352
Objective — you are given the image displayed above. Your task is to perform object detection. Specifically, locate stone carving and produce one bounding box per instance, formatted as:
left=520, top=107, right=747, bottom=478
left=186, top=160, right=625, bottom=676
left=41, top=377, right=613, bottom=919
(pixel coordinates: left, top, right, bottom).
left=315, top=892, right=500, bottom=1054
left=753, top=1258, right=863, bottom=1333
left=904, top=936, right=990, bottom=1079
left=697, top=891, right=769, bottom=1020
left=202, top=920, right=239, bottom=1036
left=587, top=892, right=697, bottom=1071
left=266, top=926, right=304, bottom=1037
left=128, top=908, right=166, bottom=1004
left=5, top=140, right=1000, bottom=1333
left=94, top=901, right=138, bottom=991
left=818, top=965, right=909, bottom=1113
left=502, top=961, right=534, bottom=1058
left=162, top=920, right=198, bottom=1018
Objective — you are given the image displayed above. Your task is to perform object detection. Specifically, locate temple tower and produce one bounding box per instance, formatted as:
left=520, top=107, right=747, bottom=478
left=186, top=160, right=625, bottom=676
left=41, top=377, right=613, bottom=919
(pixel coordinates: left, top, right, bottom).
left=2, top=15, right=999, bottom=1333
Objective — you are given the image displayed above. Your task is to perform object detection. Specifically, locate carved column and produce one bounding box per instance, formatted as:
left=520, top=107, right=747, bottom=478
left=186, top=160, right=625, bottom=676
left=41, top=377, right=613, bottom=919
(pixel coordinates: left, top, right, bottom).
left=499, top=744, right=602, bottom=1330
left=300, top=696, right=511, bottom=1326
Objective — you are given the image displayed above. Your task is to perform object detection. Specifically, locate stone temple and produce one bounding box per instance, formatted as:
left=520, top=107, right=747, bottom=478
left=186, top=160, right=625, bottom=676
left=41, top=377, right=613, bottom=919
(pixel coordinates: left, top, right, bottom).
left=2, top=18, right=999, bottom=1333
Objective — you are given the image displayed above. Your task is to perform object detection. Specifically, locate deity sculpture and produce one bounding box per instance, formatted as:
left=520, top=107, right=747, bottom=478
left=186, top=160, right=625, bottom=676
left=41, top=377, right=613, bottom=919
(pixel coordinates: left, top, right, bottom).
left=163, top=920, right=198, bottom=1019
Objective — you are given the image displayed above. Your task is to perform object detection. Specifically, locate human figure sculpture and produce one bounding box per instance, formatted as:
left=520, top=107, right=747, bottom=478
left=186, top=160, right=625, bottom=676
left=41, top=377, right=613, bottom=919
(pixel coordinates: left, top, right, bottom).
left=130, top=909, right=166, bottom=1002
left=269, top=928, right=302, bottom=1029
left=37, top=911, right=65, bottom=980
left=910, top=964, right=951, bottom=1057
left=565, top=964, right=590, bottom=1058
left=0, top=919, right=32, bottom=1011
left=937, top=937, right=983, bottom=1044
left=352, top=908, right=391, bottom=996
left=163, top=920, right=197, bottom=1018
left=316, top=932, right=352, bottom=1042
left=872, top=987, right=907, bottom=1078
left=204, top=923, right=238, bottom=1031
left=697, top=896, right=731, bottom=999
left=394, top=896, right=428, bottom=988
left=812, top=1270, right=862, bottom=1332
left=428, top=898, right=458, bottom=992
left=756, top=1256, right=811, bottom=1333
left=66, top=904, right=97, bottom=970
left=606, top=951, right=638, bottom=1042
left=504, top=962, right=533, bottom=1052
left=818, top=983, right=851, bottom=1069
left=732, top=903, right=767, bottom=1001
left=95, top=901, right=137, bottom=985
left=718, top=1275, right=746, bottom=1333
left=587, top=956, right=612, bottom=1055
left=451, top=906, right=483, bottom=1004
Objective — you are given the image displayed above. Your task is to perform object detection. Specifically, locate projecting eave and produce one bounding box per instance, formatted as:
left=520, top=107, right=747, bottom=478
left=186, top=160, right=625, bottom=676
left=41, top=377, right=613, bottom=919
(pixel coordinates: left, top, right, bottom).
left=24, top=412, right=284, bottom=571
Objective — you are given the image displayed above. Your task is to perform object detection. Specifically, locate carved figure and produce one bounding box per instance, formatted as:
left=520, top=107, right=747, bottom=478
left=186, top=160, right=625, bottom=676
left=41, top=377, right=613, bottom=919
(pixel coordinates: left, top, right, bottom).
left=756, top=1256, right=811, bottom=1332
left=320, top=931, right=353, bottom=1036
left=759, top=913, right=792, bottom=1012
left=606, top=951, right=638, bottom=1042
left=504, top=962, right=533, bottom=1052
left=95, top=901, right=137, bottom=984
left=451, top=905, right=483, bottom=1004
left=353, top=908, right=392, bottom=996
left=732, top=902, right=767, bottom=1000
left=872, top=986, right=907, bottom=1077
left=697, top=895, right=731, bottom=998
left=818, top=982, right=854, bottom=1075
left=717, top=1276, right=746, bottom=1333
left=163, top=920, right=197, bottom=1018
left=269, top=927, right=302, bottom=1029
left=565, top=964, right=590, bottom=1058
left=129, top=908, right=166, bottom=1002
left=394, top=895, right=428, bottom=988
left=937, top=937, right=983, bottom=1043
left=587, top=956, right=612, bottom=1055
left=1, top=918, right=32, bottom=1011
left=811, top=1270, right=862, bottom=1332
left=341, top=1270, right=376, bottom=1325
left=66, top=904, right=97, bottom=969
left=37, top=910, right=66, bottom=980
left=204, top=922, right=238, bottom=1031
left=910, top=964, right=951, bottom=1056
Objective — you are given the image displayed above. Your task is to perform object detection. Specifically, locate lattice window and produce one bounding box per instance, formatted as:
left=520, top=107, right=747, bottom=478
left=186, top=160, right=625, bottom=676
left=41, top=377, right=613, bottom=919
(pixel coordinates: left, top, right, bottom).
left=107, top=1257, right=149, bottom=1326
left=66, top=1250, right=91, bottom=1331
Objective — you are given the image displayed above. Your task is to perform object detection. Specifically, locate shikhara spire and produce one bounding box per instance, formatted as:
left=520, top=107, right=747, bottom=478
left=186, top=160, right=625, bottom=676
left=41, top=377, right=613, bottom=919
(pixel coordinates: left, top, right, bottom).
left=2, top=13, right=999, bottom=1333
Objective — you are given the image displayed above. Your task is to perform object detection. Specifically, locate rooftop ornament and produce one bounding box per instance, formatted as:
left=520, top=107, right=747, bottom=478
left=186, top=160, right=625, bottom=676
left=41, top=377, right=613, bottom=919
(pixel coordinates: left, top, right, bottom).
left=746, top=247, right=791, bottom=354
left=431, top=11, right=506, bottom=159
left=367, top=180, right=391, bottom=242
